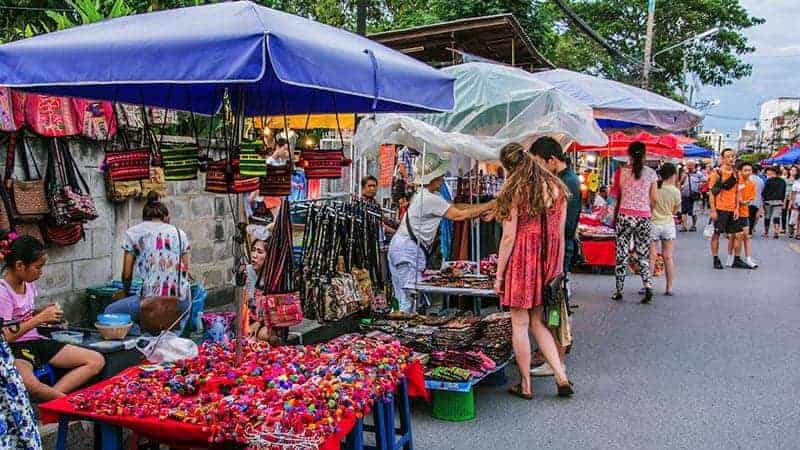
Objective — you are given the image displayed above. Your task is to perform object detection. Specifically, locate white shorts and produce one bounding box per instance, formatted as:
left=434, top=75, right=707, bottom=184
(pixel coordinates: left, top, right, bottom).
left=651, top=222, right=676, bottom=241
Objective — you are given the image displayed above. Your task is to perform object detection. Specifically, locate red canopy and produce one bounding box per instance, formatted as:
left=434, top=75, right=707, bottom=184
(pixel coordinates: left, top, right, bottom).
left=573, top=131, right=684, bottom=158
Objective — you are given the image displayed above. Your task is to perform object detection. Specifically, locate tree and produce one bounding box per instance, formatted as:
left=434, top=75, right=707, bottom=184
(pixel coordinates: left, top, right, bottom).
left=546, top=0, right=764, bottom=99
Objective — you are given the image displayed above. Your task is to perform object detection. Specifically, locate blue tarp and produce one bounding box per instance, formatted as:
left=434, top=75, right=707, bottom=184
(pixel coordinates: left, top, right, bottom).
left=683, top=144, right=713, bottom=158
left=0, top=1, right=454, bottom=115
left=763, top=147, right=800, bottom=166
left=532, top=69, right=703, bottom=132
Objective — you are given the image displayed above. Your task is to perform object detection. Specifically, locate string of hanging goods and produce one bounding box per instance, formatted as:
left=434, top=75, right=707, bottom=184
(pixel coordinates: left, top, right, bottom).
left=294, top=196, right=384, bottom=322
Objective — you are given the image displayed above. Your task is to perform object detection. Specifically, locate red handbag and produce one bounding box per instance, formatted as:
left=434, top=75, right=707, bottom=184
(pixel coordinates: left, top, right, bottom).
left=73, top=99, right=117, bottom=140
left=43, top=220, right=84, bottom=246
left=205, top=158, right=259, bottom=194
left=254, top=290, right=303, bottom=328
left=300, top=149, right=347, bottom=179
left=105, top=131, right=151, bottom=182
left=0, top=88, right=25, bottom=132
left=24, top=94, right=80, bottom=137
left=259, top=164, right=292, bottom=197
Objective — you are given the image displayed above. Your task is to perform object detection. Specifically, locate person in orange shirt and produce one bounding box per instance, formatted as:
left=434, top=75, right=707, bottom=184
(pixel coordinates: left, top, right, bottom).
left=728, top=161, right=757, bottom=269
left=708, top=148, right=740, bottom=270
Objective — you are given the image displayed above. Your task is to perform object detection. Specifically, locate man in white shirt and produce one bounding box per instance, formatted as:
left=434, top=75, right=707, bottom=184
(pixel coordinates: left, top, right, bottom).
left=388, top=154, right=495, bottom=313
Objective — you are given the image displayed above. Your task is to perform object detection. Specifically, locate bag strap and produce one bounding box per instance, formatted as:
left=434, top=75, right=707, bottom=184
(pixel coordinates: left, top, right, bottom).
left=19, top=135, right=42, bottom=181
left=175, top=225, right=183, bottom=299
left=5, top=134, right=15, bottom=183
left=403, top=204, right=430, bottom=255
left=539, top=207, right=549, bottom=286
left=61, top=141, right=92, bottom=195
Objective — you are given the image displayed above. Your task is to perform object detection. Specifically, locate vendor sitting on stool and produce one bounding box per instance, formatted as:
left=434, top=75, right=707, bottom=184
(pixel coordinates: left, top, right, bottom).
left=388, top=154, right=495, bottom=313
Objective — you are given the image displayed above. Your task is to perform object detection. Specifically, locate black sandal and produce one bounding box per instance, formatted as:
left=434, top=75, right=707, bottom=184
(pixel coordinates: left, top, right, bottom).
left=557, top=380, right=574, bottom=397
left=611, top=292, right=623, bottom=301
left=508, top=383, right=533, bottom=400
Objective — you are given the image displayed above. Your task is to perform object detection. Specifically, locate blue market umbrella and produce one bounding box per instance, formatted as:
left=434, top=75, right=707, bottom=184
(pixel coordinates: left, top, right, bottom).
left=763, top=146, right=800, bottom=166
left=0, top=1, right=454, bottom=116
left=683, top=144, right=713, bottom=158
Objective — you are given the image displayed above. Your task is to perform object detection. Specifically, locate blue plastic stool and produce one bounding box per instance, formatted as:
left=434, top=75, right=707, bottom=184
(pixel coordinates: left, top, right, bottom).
left=34, top=363, right=55, bottom=386
left=343, top=378, right=414, bottom=450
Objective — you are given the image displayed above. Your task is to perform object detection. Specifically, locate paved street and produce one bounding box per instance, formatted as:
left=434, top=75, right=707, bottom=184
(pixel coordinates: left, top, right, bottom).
left=413, top=224, right=800, bottom=449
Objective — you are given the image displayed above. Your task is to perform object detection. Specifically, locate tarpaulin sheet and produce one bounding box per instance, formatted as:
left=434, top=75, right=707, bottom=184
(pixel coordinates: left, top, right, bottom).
left=354, top=63, right=607, bottom=162
left=39, top=360, right=428, bottom=449
left=0, top=1, right=454, bottom=116
left=532, top=69, right=703, bottom=132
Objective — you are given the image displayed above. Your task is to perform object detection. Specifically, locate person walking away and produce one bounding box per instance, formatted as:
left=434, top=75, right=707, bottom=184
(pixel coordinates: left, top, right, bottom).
left=780, top=166, right=792, bottom=234
left=527, top=137, right=578, bottom=376
left=105, top=192, right=192, bottom=334
left=493, top=143, right=573, bottom=399
left=708, top=149, right=740, bottom=269
left=610, top=142, right=658, bottom=303
left=680, top=160, right=706, bottom=231
left=0, top=233, right=105, bottom=401
left=748, top=164, right=765, bottom=237
left=650, top=163, right=681, bottom=295
left=729, top=162, right=757, bottom=269
left=388, top=154, right=494, bottom=313
left=761, top=166, right=786, bottom=239
left=787, top=166, right=800, bottom=238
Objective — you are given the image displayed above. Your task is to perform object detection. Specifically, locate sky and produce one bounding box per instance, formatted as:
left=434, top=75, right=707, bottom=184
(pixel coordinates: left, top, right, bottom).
left=698, top=0, right=800, bottom=136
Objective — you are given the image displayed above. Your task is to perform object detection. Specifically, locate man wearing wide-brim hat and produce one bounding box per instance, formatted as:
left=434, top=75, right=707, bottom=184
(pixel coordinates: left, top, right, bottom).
left=388, top=153, right=495, bottom=313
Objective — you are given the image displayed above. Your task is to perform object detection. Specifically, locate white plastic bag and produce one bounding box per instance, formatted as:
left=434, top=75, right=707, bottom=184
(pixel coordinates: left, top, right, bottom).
left=137, top=332, right=198, bottom=363
left=703, top=221, right=715, bottom=240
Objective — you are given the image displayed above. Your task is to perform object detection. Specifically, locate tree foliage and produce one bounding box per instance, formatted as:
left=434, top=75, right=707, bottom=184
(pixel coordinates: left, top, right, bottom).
left=0, top=0, right=764, bottom=103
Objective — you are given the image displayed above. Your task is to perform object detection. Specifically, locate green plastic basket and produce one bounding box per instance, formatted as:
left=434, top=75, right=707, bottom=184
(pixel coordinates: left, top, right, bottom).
left=431, top=389, right=475, bottom=422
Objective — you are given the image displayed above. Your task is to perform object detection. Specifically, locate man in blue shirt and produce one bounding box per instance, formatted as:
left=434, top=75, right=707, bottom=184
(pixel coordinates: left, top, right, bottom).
left=528, top=137, right=580, bottom=377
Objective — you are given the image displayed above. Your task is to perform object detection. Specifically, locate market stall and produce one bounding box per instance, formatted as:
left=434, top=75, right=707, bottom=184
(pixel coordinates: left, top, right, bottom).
left=40, top=335, right=427, bottom=449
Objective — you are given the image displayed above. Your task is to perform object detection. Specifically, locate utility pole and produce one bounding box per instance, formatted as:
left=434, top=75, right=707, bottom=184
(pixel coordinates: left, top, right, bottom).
left=641, top=0, right=656, bottom=89
left=356, top=0, right=367, bottom=36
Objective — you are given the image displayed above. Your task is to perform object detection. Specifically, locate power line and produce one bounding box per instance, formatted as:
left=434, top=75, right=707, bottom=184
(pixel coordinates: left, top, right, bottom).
left=706, top=113, right=757, bottom=121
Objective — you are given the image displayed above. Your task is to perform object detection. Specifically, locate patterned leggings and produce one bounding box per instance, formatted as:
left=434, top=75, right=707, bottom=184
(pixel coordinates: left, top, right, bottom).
left=615, top=214, right=654, bottom=292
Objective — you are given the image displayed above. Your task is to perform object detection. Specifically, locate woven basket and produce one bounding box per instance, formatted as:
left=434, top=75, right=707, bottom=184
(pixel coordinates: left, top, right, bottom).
left=95, top=322, right=132, bottom=340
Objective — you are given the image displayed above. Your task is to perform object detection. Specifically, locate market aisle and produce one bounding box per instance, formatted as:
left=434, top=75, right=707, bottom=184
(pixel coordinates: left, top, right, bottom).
left=412, top=227, right=800, bottom=449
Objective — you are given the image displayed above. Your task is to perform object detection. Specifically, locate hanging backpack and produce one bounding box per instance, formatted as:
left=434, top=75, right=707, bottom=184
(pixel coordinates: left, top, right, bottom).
left=73, top=99, right=117, bottom=140
left=0, top=88, right=26, bottom=132
left=25, top=94, right=80, bottom=137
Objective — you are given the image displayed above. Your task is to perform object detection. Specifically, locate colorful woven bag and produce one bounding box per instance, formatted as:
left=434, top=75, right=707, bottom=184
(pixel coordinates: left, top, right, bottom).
left=300, top=149, right=346, bottom=179
left=115, top=103, right=145, bottom=129
left=161, top=143, right=199, bottom=181
left=205, top=158, right=259, bottom=194
left=259, top=164, right=292, bottom=197
left=0, top=88, right=25, bottom=132
left=5, top=135, right=49, bottom=222
left=25, top=95, right=80, bottom=137
left=73, top=99, right=117, bottom=140
left=105, top=131, right=151, bottom=182
left=239, top=141, right=266, bottom=178
left=254, top=290, right=303, bottom=328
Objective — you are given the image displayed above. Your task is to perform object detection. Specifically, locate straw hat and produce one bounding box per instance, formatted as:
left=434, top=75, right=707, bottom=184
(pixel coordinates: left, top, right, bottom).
left=412, top=153, right=449, bottom=186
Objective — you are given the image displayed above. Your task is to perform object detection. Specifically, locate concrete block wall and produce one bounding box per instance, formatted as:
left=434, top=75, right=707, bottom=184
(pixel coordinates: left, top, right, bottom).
left=3, top=137, right=236, bottom=323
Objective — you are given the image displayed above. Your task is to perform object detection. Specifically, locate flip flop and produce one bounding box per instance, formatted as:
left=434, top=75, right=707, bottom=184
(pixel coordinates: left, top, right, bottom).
left=508, top=383, right=533, bottom=400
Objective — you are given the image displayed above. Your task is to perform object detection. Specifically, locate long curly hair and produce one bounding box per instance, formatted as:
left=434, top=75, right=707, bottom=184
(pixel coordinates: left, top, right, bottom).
left=495, top=143, right=569, bottom=221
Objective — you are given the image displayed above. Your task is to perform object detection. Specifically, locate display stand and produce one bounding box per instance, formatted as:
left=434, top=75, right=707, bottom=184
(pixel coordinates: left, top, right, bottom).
left=425, top=359, right=511, bottom=422
left=406, top=282, right=497, bottom=316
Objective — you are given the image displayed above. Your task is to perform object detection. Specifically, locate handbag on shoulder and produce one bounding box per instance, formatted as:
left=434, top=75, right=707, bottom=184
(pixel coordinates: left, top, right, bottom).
left=5, top=134, right=49, bottom=222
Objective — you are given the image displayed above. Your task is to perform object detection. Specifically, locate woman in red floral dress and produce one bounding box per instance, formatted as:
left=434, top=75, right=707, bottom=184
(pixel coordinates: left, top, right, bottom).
left=494, top=142, right=573, bottom=399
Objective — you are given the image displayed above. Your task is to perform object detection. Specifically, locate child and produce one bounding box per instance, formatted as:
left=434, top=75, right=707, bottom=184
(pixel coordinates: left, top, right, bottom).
left=0, top=232, right=105, bottom=401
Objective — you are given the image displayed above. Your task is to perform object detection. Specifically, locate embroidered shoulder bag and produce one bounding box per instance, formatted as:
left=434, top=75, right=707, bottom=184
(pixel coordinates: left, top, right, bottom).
left=5, top=134, right=49, bottom=221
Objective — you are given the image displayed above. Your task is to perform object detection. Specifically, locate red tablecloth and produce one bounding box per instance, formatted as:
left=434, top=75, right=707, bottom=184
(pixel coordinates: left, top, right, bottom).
left=581, top=239, right=615, bottom=267
left=39, top=360, right=428, bottom=449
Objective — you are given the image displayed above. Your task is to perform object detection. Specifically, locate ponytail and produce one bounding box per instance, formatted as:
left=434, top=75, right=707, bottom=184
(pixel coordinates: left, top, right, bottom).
left=657, top=162, right=677, bottom=189
left=142, top=192, right=169, bottom=221
left=628, top=141, right=646, bottom=180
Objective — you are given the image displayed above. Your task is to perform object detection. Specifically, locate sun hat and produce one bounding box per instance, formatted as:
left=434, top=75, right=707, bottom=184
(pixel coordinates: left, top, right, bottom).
left=412, top=153, right=449, bottom=186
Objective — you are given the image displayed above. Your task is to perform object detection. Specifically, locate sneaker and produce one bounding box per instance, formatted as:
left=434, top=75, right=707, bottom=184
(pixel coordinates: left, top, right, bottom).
left=530, top=363, right=566, bottom=377
left=713, top=257, right=724, bottom=270
left=746, top=257, right=759, bottom=268
left=732, top=257, right=754, bottom=269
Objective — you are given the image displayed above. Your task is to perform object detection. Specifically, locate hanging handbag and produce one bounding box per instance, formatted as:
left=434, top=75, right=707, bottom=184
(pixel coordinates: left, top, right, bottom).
left=205, top=157, right=259, bottom=194
left=253, top=291, right=303, bottom=328
left=322, top=272, right=363, bottom=322
left=43, top=220, right=84, bottom=246
left=58, top=141, right=99, bottom=223
left=239, top=141, right=266, bottom=178
left=140, top=226, right=185, bottom=334
left=114, top=103, right=145, bottom=129
left=73, top=99, right=117, bottom=140
left=161, top=143, right=199, bottom=181
left=5, top=134, right=49, bottom=221
left=24, top=94, right=80, bottom=137
left=259, top=164, right=292, bottom=197
left=0, top=88, right=26, bottom=132
left=104, top=130, right=151, bottom=182
left=105, top=175, right=142, bottom=202
left=140, top=166, right=167, bottom=198
left=300, top=149, right=347, bottom=179
left=13, top=222, right=43, bottom=242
